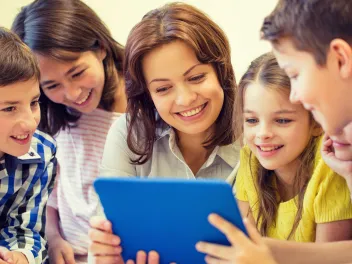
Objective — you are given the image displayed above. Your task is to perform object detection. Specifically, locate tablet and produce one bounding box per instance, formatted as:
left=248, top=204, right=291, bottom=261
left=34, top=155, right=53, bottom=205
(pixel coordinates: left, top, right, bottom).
left=94, top=177, right=247, bottom=264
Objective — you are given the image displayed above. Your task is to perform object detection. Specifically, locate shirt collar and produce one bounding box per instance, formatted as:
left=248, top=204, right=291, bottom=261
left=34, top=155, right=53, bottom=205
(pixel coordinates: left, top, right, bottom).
left=157, top=128, right=240, bottom=168
left=4, top=147, right=43, bottom=174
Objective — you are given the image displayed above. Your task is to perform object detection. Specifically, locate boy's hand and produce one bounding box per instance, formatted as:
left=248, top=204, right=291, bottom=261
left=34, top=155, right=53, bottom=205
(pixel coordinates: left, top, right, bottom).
left=196, top=214, right=278, bottom=264
left=322, top=134, right=352, bottom=193
left=48, top=237, right=76, bottom=264
left=89, top=216, right=123, bottom=264
left=0, top=247, right=29, bottom=264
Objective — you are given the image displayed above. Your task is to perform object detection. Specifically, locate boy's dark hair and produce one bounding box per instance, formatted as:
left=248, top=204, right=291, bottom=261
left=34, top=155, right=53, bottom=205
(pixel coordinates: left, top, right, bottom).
left=0, top=27, right=40, bottom=86
left=261, top=0, right=352, bottom=65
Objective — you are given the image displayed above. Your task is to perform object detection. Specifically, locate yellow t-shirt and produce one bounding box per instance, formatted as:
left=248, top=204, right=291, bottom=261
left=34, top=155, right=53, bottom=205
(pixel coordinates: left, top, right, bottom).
left=235, top=137, right=352, bottom=242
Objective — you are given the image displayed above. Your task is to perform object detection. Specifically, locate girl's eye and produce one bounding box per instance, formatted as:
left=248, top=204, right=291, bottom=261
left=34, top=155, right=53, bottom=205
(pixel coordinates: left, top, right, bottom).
left=72, top=70, right=85, bottom=78
left=276, top=119, right=292, bottom=124
left=189, top=74, right=205, bottom=82
left=2, top=106, right=16, bottom=112
left=245, top=118, right=258, bottom=124
left=156, top=86, right=171, bottom=93
left=46, top=84, right=59, bottom=90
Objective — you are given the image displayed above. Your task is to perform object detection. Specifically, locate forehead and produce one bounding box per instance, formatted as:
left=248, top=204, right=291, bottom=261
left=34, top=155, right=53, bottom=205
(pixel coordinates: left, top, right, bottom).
left=244, top=82, right=301, bottom=112
left=142, top=41, right=200, bottom=79
left=0, top=78, right=39, bottom=100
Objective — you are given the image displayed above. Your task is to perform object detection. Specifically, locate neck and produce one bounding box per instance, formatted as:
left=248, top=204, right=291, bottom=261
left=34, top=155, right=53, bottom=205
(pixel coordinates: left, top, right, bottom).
left=113, top=71, right=127, bottom=113
left=176, top=125, right=215, bottom=174
left=274, top=159, right=300, bottom=201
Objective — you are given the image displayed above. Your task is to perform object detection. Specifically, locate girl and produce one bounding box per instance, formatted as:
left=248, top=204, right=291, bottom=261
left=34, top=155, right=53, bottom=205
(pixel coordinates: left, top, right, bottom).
left=12, top=0, right=126, bottom=263
left=88, top=3, right=240, bottom=263
left=196, top=53, right=352, bottom=262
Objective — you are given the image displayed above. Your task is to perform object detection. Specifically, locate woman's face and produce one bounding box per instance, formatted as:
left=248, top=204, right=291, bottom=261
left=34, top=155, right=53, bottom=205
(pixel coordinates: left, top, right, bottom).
left=142, top=40, right=224, bottom=137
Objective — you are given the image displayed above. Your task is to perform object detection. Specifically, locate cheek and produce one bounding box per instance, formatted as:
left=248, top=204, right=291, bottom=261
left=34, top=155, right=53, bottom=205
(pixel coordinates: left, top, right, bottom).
left=43, top=91, right=63, bottom=104
left=150, top=95, right=170, bottom=116
left=243, top=126, right=256, bottom=142
left=35, top=109, right=41, bottom=125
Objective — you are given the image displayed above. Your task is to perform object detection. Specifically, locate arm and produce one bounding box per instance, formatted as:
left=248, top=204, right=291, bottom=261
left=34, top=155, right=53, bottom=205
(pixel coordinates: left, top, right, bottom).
left=315, top=219, right=352, bottom=242
left=99, top=115, right=137, bottom=177
left=89, top=116, right=136, bottom=264
left=266, top=238, right=352, bottom=264
left=3, top=153, right=57, bottom=264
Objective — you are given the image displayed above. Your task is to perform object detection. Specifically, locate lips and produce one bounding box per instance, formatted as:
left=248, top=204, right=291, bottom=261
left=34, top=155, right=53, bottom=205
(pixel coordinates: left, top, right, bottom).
left=74, top=89, right=92, bottom=105
left=176, top=102, right=208, bottom=117
left=257, top=145, right=284, bottom=152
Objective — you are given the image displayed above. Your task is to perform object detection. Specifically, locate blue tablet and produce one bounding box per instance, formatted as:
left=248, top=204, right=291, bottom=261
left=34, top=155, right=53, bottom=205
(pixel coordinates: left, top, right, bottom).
left=94, top=177, right=247, bottom=264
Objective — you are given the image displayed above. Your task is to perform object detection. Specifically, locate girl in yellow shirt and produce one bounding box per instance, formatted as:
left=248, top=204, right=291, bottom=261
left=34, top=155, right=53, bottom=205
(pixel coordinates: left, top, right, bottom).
left=232, top=52, right=352, bottom=243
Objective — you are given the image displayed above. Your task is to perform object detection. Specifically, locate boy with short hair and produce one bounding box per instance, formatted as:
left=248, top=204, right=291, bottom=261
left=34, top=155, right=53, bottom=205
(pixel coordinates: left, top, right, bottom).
left=0, top=27, right=57, bottom=264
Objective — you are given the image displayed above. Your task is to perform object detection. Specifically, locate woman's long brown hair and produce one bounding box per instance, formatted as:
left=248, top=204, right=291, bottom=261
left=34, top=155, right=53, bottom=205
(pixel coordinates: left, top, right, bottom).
left=124, top=2, right=237, bottom=164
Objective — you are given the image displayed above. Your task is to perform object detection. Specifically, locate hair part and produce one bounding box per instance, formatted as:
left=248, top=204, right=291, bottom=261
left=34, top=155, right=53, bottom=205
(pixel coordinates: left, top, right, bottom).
left=237, top=52, right=320, bottom=239
left=124, top=2, right=236, bottom=164
left=260, top=0, right=352, bottom=65
left=12, top=0, right=124, bottom=136
left=0, top=27, right=40, bottom=87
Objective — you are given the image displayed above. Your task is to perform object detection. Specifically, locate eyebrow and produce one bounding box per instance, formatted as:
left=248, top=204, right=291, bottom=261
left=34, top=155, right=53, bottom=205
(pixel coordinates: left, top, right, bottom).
left=244, top=109, right=297, bottom=114
left=40, top=65, right=81, bottom=87
left=149, top=63, right=203, bottom=84
left=0, top=93, right=41, bottom=105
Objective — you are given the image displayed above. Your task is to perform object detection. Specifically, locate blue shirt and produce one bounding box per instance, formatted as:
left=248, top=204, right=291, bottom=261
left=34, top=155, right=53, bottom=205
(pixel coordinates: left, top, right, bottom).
left=0, top=130, right=57, bottom=264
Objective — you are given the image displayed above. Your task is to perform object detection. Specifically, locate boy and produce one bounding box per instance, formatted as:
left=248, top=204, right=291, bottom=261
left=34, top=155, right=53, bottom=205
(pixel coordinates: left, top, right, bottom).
left=0, top=27, right=57, bottom=264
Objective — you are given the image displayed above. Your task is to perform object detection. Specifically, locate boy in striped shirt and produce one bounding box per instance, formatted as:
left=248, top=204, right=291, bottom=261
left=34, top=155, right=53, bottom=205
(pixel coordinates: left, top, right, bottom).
left=0, top=27, right=57, bottom=264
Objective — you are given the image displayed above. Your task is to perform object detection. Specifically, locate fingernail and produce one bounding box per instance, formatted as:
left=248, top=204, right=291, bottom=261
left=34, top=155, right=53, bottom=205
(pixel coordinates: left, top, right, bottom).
left=104, top=221, right=111, bottom=229
left=113, top=238, right=120, bottom=245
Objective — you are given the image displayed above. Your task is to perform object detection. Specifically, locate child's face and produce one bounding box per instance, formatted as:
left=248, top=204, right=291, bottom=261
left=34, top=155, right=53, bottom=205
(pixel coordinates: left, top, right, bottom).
left=243, top=82, right=317, bottom=174
left=0, top=79, right=41, bottom=158
left=37, top=49, right=106, bottom=114
left=273, top=38, right=352, bottom=154
left=142, top=40, right=224, bottom=138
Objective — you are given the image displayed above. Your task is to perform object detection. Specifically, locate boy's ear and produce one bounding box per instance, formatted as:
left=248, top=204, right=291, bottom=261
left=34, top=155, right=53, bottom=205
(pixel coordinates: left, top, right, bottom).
left=330, top=39, right=352, bottom=79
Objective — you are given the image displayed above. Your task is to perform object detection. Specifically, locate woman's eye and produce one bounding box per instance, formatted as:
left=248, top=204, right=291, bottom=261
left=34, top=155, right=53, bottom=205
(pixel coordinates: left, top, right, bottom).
left=156, top=86, right=171, bottom=93
left=189, top=74, right=205, bottom=82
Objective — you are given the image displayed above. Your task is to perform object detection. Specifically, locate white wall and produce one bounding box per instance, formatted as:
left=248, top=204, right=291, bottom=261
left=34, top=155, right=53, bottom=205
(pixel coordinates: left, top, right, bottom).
left=0, top=0, right=277, bottom=79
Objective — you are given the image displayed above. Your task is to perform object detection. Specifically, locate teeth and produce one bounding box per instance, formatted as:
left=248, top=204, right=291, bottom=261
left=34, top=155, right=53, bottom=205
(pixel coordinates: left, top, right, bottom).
left=76, top=90, right=91, bottom=105
left=260, top=146, right=282, bottom=152
left=179, top=104, right=204, bottom=117
left=13, top=134, right=29, bottom=140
